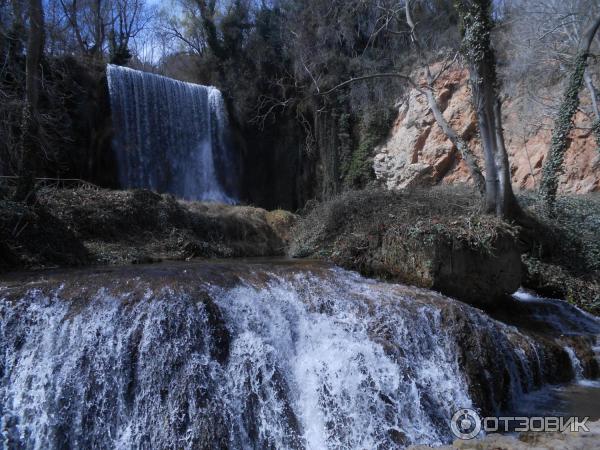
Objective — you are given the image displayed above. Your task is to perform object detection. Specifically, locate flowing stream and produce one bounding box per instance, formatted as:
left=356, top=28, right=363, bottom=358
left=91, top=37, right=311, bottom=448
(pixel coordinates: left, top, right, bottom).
left=1, top=260, right=598, bottom=449
left=107, top=65, right=238, bottom=203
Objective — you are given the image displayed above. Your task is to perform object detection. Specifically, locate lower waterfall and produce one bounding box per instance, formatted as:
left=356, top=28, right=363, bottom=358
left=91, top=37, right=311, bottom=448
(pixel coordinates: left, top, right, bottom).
left=1, top=261, right=598, bottom=449
left=107, top=65, right=238, bottom=203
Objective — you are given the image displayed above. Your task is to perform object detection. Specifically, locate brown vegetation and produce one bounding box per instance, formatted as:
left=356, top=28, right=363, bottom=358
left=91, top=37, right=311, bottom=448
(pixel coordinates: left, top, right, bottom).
left=0, top=186, right=295, bottom=272
left=290, top=187, right=600, bottom=313
left=289, top=187, right=521, bottom=306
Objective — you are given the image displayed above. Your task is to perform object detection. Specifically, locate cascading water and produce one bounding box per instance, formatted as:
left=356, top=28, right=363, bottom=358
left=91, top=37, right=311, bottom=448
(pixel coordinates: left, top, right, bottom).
left=107, top=65, right=238, bottom=203
left=564, top=347, right=585, bottom=380
left=1, top=261, right=598, bottom=449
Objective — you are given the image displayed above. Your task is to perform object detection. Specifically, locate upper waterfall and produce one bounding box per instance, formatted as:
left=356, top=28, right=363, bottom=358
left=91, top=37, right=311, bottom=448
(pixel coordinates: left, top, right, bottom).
left=106, top=64, right=238, bottom=203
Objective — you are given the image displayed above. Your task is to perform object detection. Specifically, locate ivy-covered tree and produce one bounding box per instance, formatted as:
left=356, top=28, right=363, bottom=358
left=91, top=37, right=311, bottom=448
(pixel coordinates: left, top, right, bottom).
left=540, top=16, right=600, bottom=210
left=454, top=0, right=521, bottom=218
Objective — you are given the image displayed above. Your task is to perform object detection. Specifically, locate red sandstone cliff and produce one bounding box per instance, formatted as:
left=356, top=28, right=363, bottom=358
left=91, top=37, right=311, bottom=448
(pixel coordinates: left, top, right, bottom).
left=374, top=68, right=600, bottom=194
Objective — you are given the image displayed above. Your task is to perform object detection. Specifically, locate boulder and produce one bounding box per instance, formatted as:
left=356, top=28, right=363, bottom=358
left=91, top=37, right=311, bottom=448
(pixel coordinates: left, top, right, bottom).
left=290, top=189, right=522, bottom=307
left=379, top=226, right=521, bottom=306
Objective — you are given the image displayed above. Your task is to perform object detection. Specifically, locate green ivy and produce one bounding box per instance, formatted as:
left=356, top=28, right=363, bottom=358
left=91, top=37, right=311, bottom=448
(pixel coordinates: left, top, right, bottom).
left=593, top=118, right=600, bottom=153
left=342, top=109, right=393, bottom=188
left=455, top=1, right=493, bottom=64
left=540, top=52, right=588, bottom=210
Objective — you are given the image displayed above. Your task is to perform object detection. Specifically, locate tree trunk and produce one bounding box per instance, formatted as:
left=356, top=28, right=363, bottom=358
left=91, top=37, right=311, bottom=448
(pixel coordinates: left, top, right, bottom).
left=405, top=0, right=485, bottom=194
left=583, top=70, right=600, bottom=152
left=540, top=16, right=600, bottom=209
left=456, top=0, right=520, bottom=218
left=15, top=0, right=44, bottom=203
left=424, top=89, right=486, bottom=193
left=196, top=0, right=225, bottom=60
left=7, top=0, right=26, bottom=60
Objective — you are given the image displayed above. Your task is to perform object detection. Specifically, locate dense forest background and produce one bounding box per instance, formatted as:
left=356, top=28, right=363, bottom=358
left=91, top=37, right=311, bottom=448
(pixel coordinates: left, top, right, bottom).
left=1, top=0, right=599, bottom=210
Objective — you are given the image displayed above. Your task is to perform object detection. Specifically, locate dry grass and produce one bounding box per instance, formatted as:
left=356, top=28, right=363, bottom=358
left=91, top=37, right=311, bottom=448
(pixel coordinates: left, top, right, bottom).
left=290, top=187, right=600, bottom=314
left=290, top=186, right=515, bottom=260
left=0, top=186, right=289, bottom=271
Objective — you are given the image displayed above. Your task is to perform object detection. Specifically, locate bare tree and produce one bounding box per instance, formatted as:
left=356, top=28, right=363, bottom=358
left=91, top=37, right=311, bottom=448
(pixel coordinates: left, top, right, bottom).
left=323, top=0, right=496, bottom=207
left=57, top=0, right=108, bottom=58
left=15, top=0, right=45, bottom=202
left=404, top=0, right=485, bottom=194
left=454, top=0, right=521, bottom=218
left=108, top=0, right=151, bottom=64
left=51, top=0, right=151, bottom=63
left=540, top=15, right=600, bottom=209
left=504, top=0, right=600, bottom=165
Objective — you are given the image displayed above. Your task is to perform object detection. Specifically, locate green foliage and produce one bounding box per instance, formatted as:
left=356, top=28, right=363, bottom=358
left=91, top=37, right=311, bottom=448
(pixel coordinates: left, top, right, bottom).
left=456, top=2, right=493, bottom=49
left=520, top=193, right=600, bottom=273
left=523, top=255, right=600, bottom=315
left=519, top=192, right=600, bottom=313
left=342, top=109, right=394, bottom=189
left=455, top=0, right=493, bottom=64
left=109, top=44, right=132, bottom=66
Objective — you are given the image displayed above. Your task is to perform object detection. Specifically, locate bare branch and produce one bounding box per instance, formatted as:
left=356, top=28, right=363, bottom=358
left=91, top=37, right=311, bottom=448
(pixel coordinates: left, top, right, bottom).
left=319, top=73, right=423, bottom=96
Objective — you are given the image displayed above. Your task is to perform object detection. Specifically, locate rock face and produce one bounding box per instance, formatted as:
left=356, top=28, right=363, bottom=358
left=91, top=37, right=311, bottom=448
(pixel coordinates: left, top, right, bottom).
left=374, top=68, right=600, bottom=193
left=381, top=229, right=522, bottom=306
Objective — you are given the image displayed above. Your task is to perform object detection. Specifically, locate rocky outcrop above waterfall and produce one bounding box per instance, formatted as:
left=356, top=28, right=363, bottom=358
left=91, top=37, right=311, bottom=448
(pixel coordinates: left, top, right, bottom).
left=0, top=187, right=296, bottom=271
left=289, top=188, right=521, bottom=306
left=373, top=67, right=600, bottom=193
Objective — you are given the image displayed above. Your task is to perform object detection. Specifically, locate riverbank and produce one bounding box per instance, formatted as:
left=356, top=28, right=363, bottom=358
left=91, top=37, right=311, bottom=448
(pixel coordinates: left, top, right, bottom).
left=2, top=185, right=598, bottom=314
left=0, top=186, right=296, bottom=270
left=290, top=187, right=600, bottom=314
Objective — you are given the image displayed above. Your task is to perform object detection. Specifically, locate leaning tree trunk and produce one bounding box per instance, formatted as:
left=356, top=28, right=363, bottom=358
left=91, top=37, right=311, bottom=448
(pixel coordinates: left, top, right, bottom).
left=14, top=0, right=44, bottom=203
left=425, top=88, right=486, bottom=193
left=405, top=0, right=485, bottom=194
left=456, top=0, right=520, bottom=219
left=540, top=16, right=600, bottom=210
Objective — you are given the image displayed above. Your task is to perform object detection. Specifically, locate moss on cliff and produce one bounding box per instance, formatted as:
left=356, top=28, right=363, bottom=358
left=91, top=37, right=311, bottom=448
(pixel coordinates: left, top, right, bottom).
left=342, top=108, right=395, bottom=189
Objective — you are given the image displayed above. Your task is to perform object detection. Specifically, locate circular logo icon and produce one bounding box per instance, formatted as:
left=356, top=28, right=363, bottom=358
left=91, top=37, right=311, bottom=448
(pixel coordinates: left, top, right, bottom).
left=450, top=408, right=482, bottom=440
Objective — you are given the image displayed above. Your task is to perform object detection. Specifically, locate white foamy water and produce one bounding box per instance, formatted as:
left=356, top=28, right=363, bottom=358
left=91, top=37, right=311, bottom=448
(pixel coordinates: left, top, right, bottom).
left=107, top=65, right=238, bottom=202
left=1, top=264, right=597, bottom=449
left=564, top=346, right=585, bottom=380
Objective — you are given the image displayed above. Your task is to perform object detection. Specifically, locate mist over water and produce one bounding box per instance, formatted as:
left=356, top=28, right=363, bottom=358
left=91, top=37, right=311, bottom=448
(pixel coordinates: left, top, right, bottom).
left=107, top=65, right=238, bottom=203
